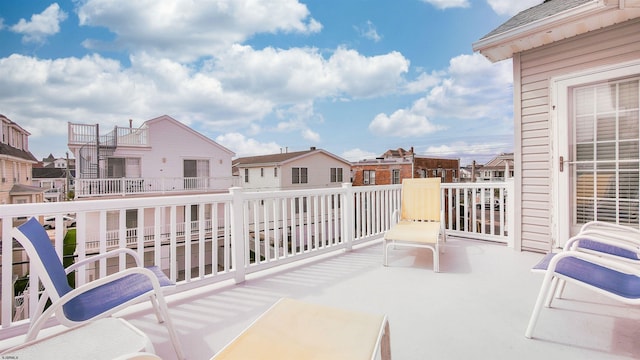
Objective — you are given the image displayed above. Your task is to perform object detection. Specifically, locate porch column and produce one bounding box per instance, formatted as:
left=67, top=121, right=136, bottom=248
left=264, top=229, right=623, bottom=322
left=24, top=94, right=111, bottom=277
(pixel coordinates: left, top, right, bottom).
left=341, top=183, right=354, bottom=251
left=229, top=187, right=246, bottom=283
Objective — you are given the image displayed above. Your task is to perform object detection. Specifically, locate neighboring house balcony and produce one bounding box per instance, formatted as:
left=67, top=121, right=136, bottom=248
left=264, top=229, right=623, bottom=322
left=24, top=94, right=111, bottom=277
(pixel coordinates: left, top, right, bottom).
left=43, top=188, right=64, bottom=202
left=0, top=180, right=634, bottom=358
left=68, top=122, right=150, bottom=183
left=74, top=176, right=233, bottom=198
left=68, top=122, right=149, bottom=148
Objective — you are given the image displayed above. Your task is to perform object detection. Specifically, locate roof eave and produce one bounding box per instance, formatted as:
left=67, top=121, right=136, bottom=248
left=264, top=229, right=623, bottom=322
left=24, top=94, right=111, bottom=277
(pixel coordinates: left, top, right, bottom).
left=473, top=1, right=614, bottom=62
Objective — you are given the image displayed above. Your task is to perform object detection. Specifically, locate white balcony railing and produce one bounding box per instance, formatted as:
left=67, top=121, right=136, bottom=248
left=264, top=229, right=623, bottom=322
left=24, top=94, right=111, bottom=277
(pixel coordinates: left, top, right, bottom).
left=74, top=177, right=233, bottom=198
left=0, top=181, right=513, bottom=339
left=68, top=123, right=149, bottom=147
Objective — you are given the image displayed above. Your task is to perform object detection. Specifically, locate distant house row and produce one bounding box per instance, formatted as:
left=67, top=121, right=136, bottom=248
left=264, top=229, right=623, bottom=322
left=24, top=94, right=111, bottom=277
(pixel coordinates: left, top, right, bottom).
left=1, top=114, right=512, bottom=205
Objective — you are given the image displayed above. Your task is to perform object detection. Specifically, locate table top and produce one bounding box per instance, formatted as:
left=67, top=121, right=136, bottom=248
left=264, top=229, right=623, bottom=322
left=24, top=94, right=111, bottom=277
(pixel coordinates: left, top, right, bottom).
left=212, top=298, right=387, bottom=360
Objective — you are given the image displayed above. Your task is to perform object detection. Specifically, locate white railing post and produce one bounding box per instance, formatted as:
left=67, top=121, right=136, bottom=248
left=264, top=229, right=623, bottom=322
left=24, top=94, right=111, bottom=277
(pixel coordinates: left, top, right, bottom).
left=1, top=219, right=13, bottom=328
left=341, top=183, right=354, bottom=251
left=230, top=187, right=246, bottom=284
left=506, top=178, right=516, bottom=249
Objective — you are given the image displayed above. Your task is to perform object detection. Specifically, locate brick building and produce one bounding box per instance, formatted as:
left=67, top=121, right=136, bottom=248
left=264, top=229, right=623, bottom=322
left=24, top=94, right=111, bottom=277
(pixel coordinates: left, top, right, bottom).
left=351, top=147, right=459, bottom=186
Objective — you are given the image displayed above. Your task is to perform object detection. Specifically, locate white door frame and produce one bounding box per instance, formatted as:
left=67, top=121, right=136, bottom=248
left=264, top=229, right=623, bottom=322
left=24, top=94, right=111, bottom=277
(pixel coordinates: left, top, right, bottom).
left=550, top=59, right=640, bottom=248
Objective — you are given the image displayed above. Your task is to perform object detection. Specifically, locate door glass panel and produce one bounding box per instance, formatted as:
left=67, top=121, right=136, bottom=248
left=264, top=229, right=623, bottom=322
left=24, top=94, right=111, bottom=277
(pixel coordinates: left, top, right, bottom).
left=571, top=78, right=640, bottom=227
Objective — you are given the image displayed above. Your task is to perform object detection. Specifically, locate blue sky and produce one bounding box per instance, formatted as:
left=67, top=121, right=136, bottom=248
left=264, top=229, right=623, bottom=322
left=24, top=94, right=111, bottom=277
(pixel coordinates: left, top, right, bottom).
left=0, top=0, right=541, bottom=165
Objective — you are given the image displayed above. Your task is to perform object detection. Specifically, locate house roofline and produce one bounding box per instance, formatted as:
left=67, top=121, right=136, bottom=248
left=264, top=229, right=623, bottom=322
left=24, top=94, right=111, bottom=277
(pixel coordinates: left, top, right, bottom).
left=472, top=1, right=640, bottom=62
left=234, top=149, right=351, bottom=168
left=145, top=115, right=236, bottom=157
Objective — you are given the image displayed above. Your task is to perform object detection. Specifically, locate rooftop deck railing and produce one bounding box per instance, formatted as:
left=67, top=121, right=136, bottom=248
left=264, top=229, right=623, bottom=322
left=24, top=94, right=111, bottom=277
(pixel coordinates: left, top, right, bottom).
left=68, top=123, right=149, bottom=147
left=74, top=177, right=234, bottom=198
left=0, top=180, right=513, bottom=339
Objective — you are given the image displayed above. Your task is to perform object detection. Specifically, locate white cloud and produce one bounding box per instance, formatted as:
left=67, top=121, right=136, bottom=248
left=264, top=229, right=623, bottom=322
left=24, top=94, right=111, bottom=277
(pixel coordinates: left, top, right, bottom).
left=215, top=133, right=282, bottom=158
left=369, top=53, right=512, bottom=138
left=0, top=54, right=273, bottom=139
left=302, top=129, right=320, bottom=143
left=486, top=0, right=542, bottom=16
left=214, top=45, right=409, bottom=102
left=328, top=48, right=409, bottom=98
left=421, top=0, right=470, bottom=10
left=10, top=3, right=68, bottom=43
left=272, top=103, right=323, bottom=143
left=369, top=109, right=443, bottom=137
left=341, top=148, right=377, bottom=162
left=0, top=40, right=410, bottom=159
left=77, top=0, right=322, bottom=62
left=355, top=21, right=381, bottom=42
left=403, top=71, right=442, bottom=94
left=423, top=53, right=512, bottom=120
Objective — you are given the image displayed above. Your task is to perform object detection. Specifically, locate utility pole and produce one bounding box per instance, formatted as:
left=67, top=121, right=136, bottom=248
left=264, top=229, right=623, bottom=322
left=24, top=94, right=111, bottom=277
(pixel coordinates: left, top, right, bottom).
left=65, top=152, right=70, bottom=201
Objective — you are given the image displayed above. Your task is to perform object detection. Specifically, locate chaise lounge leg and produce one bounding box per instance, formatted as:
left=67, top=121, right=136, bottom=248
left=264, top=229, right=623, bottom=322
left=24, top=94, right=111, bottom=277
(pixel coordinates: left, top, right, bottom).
left=525, top=271, right=556, bottom=338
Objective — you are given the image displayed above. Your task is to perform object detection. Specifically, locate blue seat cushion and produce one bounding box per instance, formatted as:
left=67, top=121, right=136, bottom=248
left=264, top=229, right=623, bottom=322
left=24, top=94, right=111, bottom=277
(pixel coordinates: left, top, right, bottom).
left=63, top=266, right=173, bottom=321
left=577, top=238, right=639, bottom=260
left=532, top=253, right=640, bottom=299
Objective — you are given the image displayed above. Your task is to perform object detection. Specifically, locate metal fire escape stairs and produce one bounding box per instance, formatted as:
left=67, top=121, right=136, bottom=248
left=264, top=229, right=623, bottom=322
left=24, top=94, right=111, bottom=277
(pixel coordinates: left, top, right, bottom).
left=77, top=125, right=117, bottom=179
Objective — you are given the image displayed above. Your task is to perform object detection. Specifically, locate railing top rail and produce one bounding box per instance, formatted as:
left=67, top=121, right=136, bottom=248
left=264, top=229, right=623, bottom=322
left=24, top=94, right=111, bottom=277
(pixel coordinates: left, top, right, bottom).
left=0, top=192, right=234, bottom=217
left=442, top=182, right=508, bottom=189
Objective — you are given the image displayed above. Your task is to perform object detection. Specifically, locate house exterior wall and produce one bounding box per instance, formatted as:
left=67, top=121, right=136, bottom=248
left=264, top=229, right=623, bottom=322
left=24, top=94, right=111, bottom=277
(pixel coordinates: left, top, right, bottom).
left=112, top=116, right=234, bottom=191
left=0, top=161, right=37, bottom=204
left=0, top=117, right=39, bottom=205
left=352, top=158, right=459, bottom=186
left=280, top=153, right=350, bottom=190
left=241, top=165, right=281, bottom=191
left=514, top=18, right=640, bottom=251
left=351, top=162, right=411, bottom=186
left=413, top=158, right=459, bottom=182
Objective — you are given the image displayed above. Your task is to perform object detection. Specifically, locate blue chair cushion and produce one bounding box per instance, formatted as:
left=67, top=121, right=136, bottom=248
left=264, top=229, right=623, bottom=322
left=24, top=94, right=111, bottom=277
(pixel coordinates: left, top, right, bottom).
left=532, top=253, right=640, bottom=299
left=577, top=238, right=639, bottom=260
left=63, top=266, right=173, bottom=321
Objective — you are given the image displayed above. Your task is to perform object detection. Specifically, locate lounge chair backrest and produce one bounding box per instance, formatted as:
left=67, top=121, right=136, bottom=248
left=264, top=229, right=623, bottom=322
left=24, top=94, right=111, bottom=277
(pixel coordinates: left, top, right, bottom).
left=400, top=178, right=441, bottom=222
left=13, top=217, right=72, bottom=300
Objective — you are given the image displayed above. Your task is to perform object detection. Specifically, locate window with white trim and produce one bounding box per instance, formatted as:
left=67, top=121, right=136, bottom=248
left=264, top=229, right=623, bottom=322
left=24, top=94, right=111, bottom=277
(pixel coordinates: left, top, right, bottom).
left=392, top=169, right=401, bottom=184
left=330, top=168, right=343, bottom=182
left=363, top=170, right=375, bottom=185
left=292, top=167, right=308, bottom=184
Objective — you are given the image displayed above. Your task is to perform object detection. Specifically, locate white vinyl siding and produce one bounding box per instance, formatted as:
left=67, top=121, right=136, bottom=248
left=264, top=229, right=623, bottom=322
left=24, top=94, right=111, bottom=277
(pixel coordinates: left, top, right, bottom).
left=517, top=18, right=640, bottom=251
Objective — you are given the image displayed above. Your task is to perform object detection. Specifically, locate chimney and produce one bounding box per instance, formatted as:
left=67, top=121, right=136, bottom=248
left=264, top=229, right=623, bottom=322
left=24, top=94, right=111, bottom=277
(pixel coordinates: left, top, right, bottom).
left=310, top=146, right=316, bottom=151
left=471, top=160, right=476, bottom=182
left=129, top=119, right=133, bottom=128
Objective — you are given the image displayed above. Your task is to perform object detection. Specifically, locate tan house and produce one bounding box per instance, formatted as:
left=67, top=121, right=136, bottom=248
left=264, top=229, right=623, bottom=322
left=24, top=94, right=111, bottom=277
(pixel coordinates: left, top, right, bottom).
left=473, top=0, right=640, bottom=252
left=0, top=115, right=42, bottom=206
left=233, top=147, right=351, bottom=191
left=477, top=153, right=514, bottom=182
left=351, top=147, right=459, bottom=186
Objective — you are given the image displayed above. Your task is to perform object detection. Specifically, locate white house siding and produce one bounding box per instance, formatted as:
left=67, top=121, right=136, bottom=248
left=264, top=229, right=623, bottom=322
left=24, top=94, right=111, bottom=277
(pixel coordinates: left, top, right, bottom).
left=281, top=153, right=350, bottom=190
left=242, top=166, right=280, bottom=191
left=516, top=18, right=640, bottom=252
left=112, top=116, right=234, bottom=190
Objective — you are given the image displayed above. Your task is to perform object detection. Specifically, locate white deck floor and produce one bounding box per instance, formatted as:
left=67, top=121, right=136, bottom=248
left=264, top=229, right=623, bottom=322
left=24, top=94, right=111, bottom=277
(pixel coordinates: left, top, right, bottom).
left=6, top=237, right=640, bottom=359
